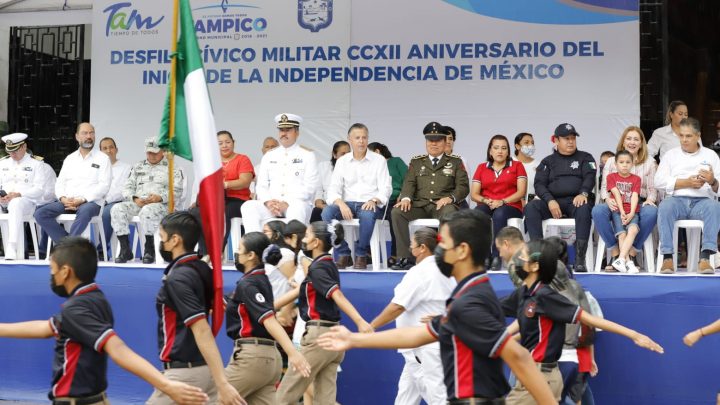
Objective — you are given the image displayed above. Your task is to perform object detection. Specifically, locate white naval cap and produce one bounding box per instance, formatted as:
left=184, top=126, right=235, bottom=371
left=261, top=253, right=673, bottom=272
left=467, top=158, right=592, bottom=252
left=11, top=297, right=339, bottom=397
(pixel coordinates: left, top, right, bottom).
left=275, top=113, right=303, bottom=129
left=2, top=133, right=28, bottom=152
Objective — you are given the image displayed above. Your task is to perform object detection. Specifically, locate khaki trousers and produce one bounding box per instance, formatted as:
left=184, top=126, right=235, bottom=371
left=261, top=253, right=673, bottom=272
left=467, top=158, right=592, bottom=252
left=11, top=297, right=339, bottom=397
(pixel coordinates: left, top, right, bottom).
left=225, top=342, right=283, bottom=405
left=277, top=325, right=345, bottom=405
left=505, top=365, right=562, bottom=404
left=146, top=365, right=218, bottom=405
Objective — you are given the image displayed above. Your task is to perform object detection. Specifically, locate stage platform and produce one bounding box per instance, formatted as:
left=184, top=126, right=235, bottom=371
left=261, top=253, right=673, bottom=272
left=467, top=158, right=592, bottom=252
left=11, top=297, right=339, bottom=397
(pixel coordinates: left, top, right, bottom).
left=0, top=261, right=718, bottom=405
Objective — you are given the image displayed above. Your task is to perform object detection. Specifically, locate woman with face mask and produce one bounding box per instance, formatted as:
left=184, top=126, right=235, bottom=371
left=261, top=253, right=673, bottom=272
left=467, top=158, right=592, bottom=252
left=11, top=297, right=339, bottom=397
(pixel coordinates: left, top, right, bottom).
left=226, top=232, right=311, bottom=402
left=514, top=132, right=539, bottom=202
left=275, top=221, right=373, bottom=405
left=500, top=239, right=664, bottom=404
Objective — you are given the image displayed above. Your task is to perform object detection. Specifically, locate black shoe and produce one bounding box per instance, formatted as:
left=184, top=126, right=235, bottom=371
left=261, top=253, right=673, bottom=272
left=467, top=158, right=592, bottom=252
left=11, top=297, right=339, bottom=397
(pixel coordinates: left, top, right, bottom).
left=574, top=263, right=588, bottom=273
left=490, top=257, right=502, bottom=271
left=114, top=235, right=134, bottom=263
left=142, top=235, right=156, bottom=264
left=391, top=257, right=414, bottom=270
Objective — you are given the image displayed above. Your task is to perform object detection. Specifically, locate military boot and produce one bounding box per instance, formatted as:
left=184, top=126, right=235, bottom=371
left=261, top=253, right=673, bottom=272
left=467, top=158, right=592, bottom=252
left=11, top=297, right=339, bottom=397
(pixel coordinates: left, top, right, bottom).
left=115, top=235, right=134, bottom=263
left=142, top=235, right=156, bottom=264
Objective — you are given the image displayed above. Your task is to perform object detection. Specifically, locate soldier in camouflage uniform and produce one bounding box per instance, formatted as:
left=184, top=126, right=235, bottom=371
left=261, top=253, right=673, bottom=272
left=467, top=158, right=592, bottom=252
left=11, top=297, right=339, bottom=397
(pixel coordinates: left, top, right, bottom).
left=112, top=137, right=183, bottom=264
left=390, top=122, right=469, bottom=270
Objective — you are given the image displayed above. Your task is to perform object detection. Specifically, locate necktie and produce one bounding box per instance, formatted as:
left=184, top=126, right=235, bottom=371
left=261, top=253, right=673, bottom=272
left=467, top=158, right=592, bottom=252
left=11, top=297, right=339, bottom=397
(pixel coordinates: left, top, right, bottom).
left=432, top=157, right=439, bottom=168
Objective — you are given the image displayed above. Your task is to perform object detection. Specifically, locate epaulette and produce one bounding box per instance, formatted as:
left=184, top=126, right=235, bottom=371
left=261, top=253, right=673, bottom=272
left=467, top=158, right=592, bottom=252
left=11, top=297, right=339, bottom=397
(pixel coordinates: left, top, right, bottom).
left=267, top=146, right=280, bottom=153
left=299, top=145, right=314, bottom=152
left=411, top=154, right=428, bottom=160
left=448, top=154, right=462, bottom=159
left=31, top=154, right=43, bottom=161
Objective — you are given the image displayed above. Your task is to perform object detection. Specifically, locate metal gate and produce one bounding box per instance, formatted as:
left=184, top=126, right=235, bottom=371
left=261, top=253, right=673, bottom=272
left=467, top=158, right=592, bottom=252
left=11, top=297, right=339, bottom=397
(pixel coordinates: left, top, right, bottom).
left=7, top=24, right=90, bottom=171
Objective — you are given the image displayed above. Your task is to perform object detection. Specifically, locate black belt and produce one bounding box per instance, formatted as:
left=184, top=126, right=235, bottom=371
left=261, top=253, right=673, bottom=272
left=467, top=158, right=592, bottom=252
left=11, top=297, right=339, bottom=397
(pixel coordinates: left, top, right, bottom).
left=53, top=392, right=106, bottom=405
left=306, top=320, right=339, bottom=327
left=235, top=337, right=277, bottom=347
left=539, top=361, right=558, bottom=372
left=163, top=360, right=206, bottom=370
left=449, top=397, right=505, bottom=405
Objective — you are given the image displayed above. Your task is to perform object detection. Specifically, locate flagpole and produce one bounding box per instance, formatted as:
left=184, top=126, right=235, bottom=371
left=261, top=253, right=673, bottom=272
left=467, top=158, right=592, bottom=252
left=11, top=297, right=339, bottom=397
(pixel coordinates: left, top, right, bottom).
left=167, top=0, right=179, bottom=212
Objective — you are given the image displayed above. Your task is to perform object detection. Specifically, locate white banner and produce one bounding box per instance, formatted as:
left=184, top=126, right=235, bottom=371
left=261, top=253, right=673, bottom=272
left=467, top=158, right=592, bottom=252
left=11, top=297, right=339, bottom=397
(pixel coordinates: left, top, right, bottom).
left=91, top=0, right=639, bottom=181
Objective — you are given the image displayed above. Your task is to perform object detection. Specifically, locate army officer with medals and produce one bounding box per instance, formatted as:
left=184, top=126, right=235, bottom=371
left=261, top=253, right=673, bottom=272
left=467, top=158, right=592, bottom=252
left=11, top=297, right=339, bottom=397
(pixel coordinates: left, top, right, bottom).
left=391, top=122, right=469, bottom=270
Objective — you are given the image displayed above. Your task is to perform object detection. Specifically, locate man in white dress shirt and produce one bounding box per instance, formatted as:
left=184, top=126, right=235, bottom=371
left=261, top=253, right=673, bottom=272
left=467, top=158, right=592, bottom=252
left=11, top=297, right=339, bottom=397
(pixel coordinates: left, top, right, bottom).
left=0, top=133, right=49, bottom=260
left=241, top=113, right=319, bottom=232
left=369, top=227, right=455, bottom=405
left=34, top=122, right=112, bottom=244
left=655, top=117, right=720, bottom=274
left=321, top=123, right=392, bottom=269
left=97, top=137, right=131, bottom=256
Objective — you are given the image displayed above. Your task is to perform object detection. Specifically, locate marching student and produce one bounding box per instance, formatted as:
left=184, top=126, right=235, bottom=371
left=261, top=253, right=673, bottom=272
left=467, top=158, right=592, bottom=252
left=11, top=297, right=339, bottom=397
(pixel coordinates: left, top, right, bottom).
left=148, top=212, right=245, bottom=405
left=317, top=210, right=558, bottom=404
left=275, top=221, right=373, bottom=405
left=0, top=237, right=208, bottom=405
left=225, top=232, right=311, bottom=403
left=501, top=239, right=664, bottom=404
left=369, top=227, right=455, bottom=405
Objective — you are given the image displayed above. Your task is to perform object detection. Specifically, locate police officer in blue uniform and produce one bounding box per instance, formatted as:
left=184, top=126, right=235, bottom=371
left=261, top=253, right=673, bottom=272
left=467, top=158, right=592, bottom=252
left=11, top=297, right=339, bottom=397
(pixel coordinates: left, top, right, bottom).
left=524, top=123, right=596, bottom=272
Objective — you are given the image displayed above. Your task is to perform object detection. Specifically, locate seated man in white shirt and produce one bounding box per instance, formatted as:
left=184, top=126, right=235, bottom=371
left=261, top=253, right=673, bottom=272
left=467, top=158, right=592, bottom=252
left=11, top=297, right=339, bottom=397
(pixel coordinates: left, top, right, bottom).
left=241, top=113, right=319, bottom=233
left=0, top=133, right=49, bottom=260
left=655, top=117, right=720, bottom=274
left=97, top=137, right=131, bottom=256
left=34, top=122, right=111, bottom=245
left=368, top=227, right=455, bottom=405
left=321, top=123, right=392, bottom=269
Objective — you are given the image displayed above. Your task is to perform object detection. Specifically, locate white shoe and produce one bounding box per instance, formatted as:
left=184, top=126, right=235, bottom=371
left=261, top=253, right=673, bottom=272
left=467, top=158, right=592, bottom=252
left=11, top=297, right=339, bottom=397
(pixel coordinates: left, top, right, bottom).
left=626, top=260, right=639, bottom=274
left=611, top=258, right=627, bottom=273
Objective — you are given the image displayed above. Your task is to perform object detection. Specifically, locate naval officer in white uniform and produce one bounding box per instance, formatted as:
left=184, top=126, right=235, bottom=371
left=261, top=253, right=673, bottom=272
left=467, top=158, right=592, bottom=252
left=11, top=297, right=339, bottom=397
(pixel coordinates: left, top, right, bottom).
left=0, top=133, right=49, bottom=260
left=241, top=113, right=319, bottom=232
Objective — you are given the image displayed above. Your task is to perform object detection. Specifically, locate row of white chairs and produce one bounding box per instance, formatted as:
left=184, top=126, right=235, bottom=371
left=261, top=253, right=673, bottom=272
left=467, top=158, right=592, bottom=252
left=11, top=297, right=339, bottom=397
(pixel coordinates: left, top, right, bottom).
left=1, top=208, right=712, bottom=274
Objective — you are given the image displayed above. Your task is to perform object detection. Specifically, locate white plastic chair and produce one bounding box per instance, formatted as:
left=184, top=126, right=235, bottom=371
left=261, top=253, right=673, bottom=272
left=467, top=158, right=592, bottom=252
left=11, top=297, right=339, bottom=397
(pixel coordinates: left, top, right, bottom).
left=594, top=231, right=655, bottom=273
left=655, top=220, right=712, bottom=273
left=0, top=214, right=40, bottom=260
left=542, top=219, right=594, bottom=271
left=506, top=217, right=529, bottom=241
left=228, top=217, right=243, bottom=260
left=46, top=214, right=108, bottom=261
left=340, top=205, right=390, bottom=271
left=408, top=218, right=440, bottom=238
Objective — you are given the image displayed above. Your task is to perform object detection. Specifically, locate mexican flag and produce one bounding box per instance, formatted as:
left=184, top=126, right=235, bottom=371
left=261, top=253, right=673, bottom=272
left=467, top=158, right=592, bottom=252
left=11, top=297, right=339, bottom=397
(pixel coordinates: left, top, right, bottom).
left=157, top=0, right=225, bottom=336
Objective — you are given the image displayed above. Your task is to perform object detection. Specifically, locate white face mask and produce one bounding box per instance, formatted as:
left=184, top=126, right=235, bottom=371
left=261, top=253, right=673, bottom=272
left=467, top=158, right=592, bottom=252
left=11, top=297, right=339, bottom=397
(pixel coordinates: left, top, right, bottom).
left=520, top=145, right=535, bottom=157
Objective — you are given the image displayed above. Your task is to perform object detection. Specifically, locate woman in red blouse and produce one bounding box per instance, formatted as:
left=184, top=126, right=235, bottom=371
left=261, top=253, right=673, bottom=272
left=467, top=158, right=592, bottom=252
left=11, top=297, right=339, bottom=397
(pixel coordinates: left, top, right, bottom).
left=193, top=130, right=254, bottom=255
left=471, top=134, right=527, bottom=269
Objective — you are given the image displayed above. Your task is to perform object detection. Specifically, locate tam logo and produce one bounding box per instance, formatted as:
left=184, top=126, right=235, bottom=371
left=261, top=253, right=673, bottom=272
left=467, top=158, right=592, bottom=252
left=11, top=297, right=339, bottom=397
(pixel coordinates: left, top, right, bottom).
left=103, top=2, right=165, bottom=37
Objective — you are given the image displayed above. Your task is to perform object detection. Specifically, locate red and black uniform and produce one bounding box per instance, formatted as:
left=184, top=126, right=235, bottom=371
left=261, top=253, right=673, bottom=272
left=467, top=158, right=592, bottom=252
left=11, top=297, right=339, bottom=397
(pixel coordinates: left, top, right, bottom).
left=226, top=265, right=276, bottom=340
left=156, top=253, right=212, bottom=366
left=427, top=273, right=512, bottom=401
left=501, top=280, right=582, bottom=364
left=298, top=254, right=340, bottom=322
left=49, top=283, right=116, bottom=400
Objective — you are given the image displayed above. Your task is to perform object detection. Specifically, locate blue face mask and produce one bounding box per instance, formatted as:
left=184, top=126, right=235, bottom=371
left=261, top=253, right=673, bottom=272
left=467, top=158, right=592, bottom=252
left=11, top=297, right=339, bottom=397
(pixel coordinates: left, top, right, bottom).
left=520, top=145, right=535, bottom=157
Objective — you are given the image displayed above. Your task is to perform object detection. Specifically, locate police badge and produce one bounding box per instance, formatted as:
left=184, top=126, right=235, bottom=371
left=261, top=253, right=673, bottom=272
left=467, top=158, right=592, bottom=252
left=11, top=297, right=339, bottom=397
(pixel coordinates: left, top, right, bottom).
left=298, top=0, right=333, bottom=32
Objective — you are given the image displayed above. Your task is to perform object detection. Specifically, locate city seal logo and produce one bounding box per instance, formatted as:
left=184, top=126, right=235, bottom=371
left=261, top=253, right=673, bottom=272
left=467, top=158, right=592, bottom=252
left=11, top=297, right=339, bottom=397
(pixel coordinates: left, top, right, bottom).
left=298, top=0, right=332, bottom=33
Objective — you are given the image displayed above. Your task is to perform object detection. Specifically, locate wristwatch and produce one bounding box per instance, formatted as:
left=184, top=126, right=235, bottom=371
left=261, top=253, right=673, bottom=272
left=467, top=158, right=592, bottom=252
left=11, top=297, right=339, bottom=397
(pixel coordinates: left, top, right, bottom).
left=581, top=192, right=589, bottom=198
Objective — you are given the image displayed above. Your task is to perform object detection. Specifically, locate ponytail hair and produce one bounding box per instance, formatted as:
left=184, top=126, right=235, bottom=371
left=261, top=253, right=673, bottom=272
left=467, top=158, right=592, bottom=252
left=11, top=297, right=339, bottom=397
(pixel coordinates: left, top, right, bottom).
left=309, top=221, right=345, bottom=252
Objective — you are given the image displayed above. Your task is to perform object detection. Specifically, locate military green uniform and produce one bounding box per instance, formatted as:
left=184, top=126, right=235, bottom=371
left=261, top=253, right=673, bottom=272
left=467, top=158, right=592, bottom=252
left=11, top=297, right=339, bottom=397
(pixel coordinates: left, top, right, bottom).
left=391, top=153, right=469, bottom=258
left=110, top=157, right=183, bottom=237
